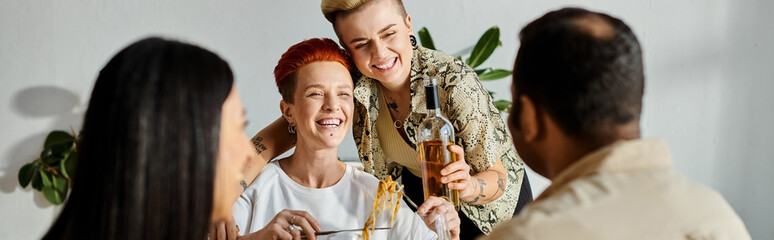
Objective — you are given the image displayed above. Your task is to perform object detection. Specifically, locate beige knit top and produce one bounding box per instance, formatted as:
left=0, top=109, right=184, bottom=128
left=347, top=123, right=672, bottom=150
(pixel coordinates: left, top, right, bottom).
left=375, top=94, right=422, bottom=177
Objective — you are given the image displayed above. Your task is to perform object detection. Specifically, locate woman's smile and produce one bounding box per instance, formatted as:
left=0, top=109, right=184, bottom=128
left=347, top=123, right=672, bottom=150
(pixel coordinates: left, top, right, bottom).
left=315, top=117, right=345, bottom=136
left=316, top=117, right=343, bottom=128
left=372, top=57, right=398, bottom=71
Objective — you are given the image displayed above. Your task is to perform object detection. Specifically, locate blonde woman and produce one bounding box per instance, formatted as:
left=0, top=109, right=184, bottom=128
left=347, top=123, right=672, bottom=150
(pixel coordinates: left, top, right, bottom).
left=242, top=1, right=532, bottom=238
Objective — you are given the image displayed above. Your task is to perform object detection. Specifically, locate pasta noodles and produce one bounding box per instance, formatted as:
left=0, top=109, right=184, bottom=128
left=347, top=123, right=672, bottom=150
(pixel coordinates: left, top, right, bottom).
left=362, top=176, right=402, bottom=240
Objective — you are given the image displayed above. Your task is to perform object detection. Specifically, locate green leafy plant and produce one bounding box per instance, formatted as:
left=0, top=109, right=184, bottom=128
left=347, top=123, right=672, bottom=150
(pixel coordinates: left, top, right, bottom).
left=18, top=130, right=78, bottom=205
left=418, top=26, right=513, bottom=112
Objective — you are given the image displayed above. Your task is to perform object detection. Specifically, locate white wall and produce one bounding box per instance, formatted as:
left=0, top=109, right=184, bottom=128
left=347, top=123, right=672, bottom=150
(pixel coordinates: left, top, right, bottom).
left=1, top=0, right=772, bottom=239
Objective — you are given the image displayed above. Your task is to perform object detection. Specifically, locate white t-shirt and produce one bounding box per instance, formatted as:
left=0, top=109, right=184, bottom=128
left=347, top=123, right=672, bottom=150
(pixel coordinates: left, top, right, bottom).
left=234, top=161, right=437, bottom=240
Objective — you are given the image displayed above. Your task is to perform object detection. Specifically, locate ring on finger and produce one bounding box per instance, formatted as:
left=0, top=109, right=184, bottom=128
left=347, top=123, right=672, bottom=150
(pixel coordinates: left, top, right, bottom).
left=288, top=224, right=295, bottom=232
left=290, top=215, right=296, bottom=226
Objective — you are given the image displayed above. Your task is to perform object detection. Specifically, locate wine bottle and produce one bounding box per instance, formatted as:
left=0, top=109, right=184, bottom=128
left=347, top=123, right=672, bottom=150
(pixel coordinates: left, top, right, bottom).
left=418, top=77, right=460, bottom=209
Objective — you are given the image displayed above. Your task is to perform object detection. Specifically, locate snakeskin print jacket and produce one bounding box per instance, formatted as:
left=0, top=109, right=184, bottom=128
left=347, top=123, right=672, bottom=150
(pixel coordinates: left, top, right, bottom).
left=352, top=46, right=525, bottom=234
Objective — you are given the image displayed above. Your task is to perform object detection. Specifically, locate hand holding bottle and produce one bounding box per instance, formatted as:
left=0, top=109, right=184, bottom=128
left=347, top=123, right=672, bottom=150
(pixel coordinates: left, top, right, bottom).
left=439, top=145, right=475, bottom=202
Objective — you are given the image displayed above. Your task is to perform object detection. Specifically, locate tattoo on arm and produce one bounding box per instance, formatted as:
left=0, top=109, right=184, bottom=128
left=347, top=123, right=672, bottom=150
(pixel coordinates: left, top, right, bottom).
left=497, top=173, right=506, bottom=191
left=469, top=178, right=487, bottom=204
left=485, top=173, right=507, bottom=202
left=252, top=136, right=267, bottom=155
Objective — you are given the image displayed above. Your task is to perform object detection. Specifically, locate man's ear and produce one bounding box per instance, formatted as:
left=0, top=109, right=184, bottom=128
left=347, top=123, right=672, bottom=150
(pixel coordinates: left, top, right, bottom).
left=280, top=100, right=294, bottom=125
left=519, top=95, right=541, bottom=142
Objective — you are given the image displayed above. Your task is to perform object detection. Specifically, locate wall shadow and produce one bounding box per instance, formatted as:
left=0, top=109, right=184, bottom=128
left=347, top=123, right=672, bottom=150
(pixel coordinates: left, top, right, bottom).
left=0, top=86, right=84, bottom=208
left=12, top=86, right=81, bottom=118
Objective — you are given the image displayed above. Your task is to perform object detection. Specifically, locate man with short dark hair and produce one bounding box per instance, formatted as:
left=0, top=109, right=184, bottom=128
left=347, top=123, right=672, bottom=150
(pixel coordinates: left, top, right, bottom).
left=483, top=8, right=750, bottom=239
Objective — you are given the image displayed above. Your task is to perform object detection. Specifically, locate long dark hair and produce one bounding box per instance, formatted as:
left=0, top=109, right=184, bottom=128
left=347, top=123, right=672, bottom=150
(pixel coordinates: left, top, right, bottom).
left=43, top=37, right=234, bottom=240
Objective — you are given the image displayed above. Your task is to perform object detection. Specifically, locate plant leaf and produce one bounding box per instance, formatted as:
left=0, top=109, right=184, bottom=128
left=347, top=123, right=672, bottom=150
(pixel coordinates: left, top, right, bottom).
left=42, top=186, right=63, bottom=205
left=50, top=142, right=74, bottom=155
left=31, top=170, right=43, bottom=190
left=65, top=151, right=77, bottom=179
left=418, top=27, right=436, bottom=50
left=45, top=131, right=75, bottom=154
left=475, top=68, right=491, bottom=76
left=44, top=131, right=75, bottom=148
left=53, top=175, right=67, bottom=193
left=18, top=163, right=36, bottom=188
left=466, top=26, right=500, bottom=68
left=40, top=170, right=52, bottom=187
left=59, top=183, right=69, bottom=202
left=478, top=69, right=512, bottom=81
left=494, top=100, right=512, bottom=113
left=43, top=154, right=62, bottom=165
left=40, top=147, right=51, bottom=159
left=60, top=158, right=69, bottom=179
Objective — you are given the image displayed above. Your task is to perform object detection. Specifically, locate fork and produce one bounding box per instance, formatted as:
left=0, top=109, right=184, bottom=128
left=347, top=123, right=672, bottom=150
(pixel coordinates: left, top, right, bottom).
left=300, top=227, right=392, bottom=239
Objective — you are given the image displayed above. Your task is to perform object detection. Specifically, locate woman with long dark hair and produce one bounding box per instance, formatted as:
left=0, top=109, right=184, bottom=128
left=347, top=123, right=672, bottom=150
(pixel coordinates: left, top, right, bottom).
left=43, top=37, right=254, bottom=240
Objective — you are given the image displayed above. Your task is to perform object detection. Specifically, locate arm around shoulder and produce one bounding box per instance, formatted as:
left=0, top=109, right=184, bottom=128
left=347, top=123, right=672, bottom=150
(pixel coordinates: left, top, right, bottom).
left=242, top=117, right=295, bottom=185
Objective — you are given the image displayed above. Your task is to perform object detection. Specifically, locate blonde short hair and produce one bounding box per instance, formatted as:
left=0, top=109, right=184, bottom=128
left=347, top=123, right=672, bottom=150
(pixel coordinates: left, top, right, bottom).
left=321, top=0, right=407, bottom=24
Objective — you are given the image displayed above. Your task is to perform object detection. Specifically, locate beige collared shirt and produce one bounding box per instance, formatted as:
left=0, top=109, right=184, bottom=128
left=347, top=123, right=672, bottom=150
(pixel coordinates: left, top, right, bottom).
left=483, top=139, right=751, bottom=240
